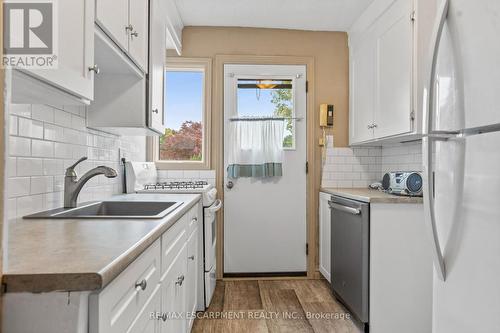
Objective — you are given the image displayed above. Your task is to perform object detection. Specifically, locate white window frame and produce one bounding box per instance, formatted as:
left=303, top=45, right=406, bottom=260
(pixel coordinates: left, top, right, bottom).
left=148, top=57, right=212, bottom=170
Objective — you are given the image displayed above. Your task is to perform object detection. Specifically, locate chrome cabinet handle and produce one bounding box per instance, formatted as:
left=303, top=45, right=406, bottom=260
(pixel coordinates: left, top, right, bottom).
left=152, top=109, right=159, bottom=114
left=329, top=202, right=361, bottom=215
left=422, top=0, right=449, bottom=282
left=125, top=24, right=134, bottom=32
left=188, top=255, right=195, bottom=260
left=88, top=65, right=100, bottom=75
left=135, top=279, right=147, bottom=291
left=367, top=124, right=373, bottom=129
left=131, top=31, right=139, bottom=38
left=372, top=124, right=378, bottom=128
left=175, top=275, right=185, bottom=286
left=192, top=217, right=198, bottom=222
left=226, top=181, right=234, bottom=189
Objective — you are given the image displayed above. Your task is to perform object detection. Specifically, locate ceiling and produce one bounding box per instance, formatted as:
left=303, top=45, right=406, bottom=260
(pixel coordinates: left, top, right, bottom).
left=173, top=0, right=375, bottom=32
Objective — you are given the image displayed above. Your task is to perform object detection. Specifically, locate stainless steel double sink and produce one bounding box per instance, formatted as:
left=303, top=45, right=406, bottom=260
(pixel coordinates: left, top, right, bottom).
left=24, top=201, right=183, bottom=219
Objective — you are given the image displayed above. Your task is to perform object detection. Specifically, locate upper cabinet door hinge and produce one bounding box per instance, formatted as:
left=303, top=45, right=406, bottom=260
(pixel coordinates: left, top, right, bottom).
left=411, top=10, right=416, bottom=22
left=306, top=161, right=309, bottom=174
left=306, top=81, right=309, bottom=93
left=306, top=243, right=309, bottom=255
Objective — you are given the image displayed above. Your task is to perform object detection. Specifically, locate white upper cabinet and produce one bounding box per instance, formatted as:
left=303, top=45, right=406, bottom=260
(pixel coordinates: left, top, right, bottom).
left=373, top=0, right=413, bottom=139
left=148, top=0, right=167, bottom=134
left=96, top=0, right=129, bottom=51
left=129, top=0, right=149, bottom=71
left=12, top=0, right=95, bottom=104
left=349, top=0, right=424, bottom=145
left=95, top=0, right=149, bottom=72
left=350, top=37, right=376, bottom=143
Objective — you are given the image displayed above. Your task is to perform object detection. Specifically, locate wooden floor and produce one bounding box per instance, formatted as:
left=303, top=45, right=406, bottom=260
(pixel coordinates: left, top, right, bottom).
left=192, top=279, right=363, bottom=333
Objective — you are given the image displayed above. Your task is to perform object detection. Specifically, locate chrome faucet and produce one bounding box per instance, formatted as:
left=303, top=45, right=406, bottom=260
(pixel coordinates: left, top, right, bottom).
left=64, top=157, right=117, bottom=208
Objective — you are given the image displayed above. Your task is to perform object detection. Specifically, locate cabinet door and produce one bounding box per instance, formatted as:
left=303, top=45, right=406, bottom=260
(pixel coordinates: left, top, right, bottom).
left=126, top=286, right=161, bottom=333
left=96, top=0, right=129, bottom=51
left=129, top=0, right=149, bottom=72
left=25, top=0, right=94, bottom=101
left=160, top=244, right=187, bottom=333
left=148, top=0, right=166, bottom=134
left=319, top=192, right=331, bottom=282
left=350, top=38, right=376, bottom=144
left=186, top=227, right=199, bottom=332
left=373, top=0, right=413, bottom=139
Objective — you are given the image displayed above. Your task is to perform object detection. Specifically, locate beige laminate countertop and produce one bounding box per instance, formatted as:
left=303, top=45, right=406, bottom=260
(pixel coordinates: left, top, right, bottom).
left=321, top=187, right=423, bottom=204
left=3, top=193, right=201, bottom=293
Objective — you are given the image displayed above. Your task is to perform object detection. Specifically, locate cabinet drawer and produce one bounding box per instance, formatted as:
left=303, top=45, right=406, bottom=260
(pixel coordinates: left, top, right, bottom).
left=187, top=203, right=200, bottom=237
left=90, top=239, right=161, bottom=333
left=126, top=285, right=161, bottom=333
left=161, top=215, right=187, bottom=279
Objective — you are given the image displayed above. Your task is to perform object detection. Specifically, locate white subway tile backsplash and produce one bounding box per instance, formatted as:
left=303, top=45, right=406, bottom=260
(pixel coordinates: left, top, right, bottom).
left=54, top=109, right=72, bottom=127
left=8, top=177, right=30, bottom=197
left=7, top=158, right=16, bottom=177
left=18, top=117, right=44, bottom=139
left=321, top=136, right=422, bottom=189
left=7, top=102, right=145, bottom=220
left=42, top=159, right=64, bottom=175
left=10, top=104, right=31, bottom=117
left=9, top=136, right=31, bottom=156
left=30, top=176, right=54, bottom=194
left=44, top=123, right=64, bottom=141
left=32, top=139, right=54, bottom=157
left=54, top=142, right=74, bottom=159
left=17, top=158, right=43, bottom=176
left=17, top=194, right=44, bottom=217
left=32, top=105, right=54, bottom=123
left=9, top=116, right=18, bottom=135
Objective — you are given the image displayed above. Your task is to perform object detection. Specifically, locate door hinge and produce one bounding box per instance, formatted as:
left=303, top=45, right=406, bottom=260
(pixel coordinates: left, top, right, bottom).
left=306, top=161, right=309, bottom=174
left=306, top=81, right=309, bottom=93
left=306, top=243, right=309, bottom=255
left=411, top=10, right=416, bottom=21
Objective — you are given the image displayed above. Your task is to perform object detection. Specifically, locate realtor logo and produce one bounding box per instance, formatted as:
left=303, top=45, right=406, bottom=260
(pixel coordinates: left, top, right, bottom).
left=3, top=0, right=58, bottom=68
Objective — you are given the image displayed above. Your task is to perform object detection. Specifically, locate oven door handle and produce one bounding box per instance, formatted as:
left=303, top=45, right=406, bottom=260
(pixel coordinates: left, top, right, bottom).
left=207, top=199, right=223, bottom=213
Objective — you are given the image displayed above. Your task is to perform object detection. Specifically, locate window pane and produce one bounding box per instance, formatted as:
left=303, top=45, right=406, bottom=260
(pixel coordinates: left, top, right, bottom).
left=236, top=79, right=295, bottom=149
left=160, top=71, right=204, bottom=161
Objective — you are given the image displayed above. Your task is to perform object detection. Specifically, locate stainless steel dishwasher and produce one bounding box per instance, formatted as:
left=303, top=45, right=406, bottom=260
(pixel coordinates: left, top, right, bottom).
left=329, top=195, right=369, bottom=330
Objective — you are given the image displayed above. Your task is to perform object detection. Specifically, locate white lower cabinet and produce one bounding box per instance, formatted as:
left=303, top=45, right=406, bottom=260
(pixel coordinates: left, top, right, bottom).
left=127, top=286, right=162, bottom=333
left=90, top=200, right=202, bottom=333
left=319, top=192, right=331, bottom=282
left=186, top=226, right=200, bottom=331
left=89, top=239, right=161, bottom=333
left=160, top=244, right=187, bottom=333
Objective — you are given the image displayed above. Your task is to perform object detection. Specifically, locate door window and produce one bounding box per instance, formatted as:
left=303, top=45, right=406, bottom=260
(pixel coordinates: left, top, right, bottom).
left=236, top=79, right=296, bottom=149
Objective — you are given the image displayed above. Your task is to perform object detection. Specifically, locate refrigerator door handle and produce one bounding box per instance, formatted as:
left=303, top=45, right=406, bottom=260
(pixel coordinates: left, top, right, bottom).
left=422, top=0, right=450, bottom=282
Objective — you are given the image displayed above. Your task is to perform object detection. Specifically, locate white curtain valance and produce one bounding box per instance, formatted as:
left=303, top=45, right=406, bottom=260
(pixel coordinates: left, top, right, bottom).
left=227, top=119, right=284, bottom=178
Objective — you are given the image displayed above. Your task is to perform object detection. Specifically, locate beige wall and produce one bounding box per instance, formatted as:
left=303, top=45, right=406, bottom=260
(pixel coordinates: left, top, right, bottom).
left=177, top=26, right=349, bottom=147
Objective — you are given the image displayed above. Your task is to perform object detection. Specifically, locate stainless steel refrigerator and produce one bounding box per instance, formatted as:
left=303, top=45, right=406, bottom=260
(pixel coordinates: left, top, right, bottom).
left=422, top=0, right=500, bottom=332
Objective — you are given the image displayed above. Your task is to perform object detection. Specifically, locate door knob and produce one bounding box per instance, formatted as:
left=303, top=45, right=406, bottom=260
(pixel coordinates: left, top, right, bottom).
left=226, top=181, right=234, bottom=189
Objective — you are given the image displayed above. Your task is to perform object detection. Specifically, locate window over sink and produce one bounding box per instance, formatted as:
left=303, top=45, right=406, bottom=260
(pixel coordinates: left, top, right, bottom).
left=148, top=58, right=212, bottom=169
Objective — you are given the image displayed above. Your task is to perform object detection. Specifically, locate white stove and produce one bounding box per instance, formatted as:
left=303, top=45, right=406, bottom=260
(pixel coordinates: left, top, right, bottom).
left=125, top=162, right=220, bottom=310
left=126, top=162, right=217, bottom=207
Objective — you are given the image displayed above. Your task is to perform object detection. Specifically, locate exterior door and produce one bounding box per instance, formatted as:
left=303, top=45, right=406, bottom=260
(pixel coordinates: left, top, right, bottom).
left=223, top=64, right=307, bottom=274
